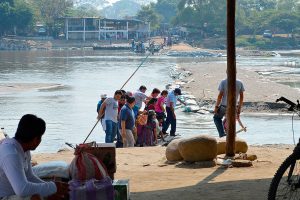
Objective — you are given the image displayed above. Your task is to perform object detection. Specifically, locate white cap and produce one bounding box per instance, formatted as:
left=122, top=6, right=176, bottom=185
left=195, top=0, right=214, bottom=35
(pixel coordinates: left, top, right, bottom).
left=100, top=94, right=107, bottom=99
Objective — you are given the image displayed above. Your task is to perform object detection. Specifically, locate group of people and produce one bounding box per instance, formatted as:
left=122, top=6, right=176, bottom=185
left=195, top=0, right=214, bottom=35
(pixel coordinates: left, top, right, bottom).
left=96, top=85, right=183, bottom=148
left=0, top=73, right=245, bottom=199
left=131, top=40, right=145, bottom=53
left=97, top=74, right=245, bottom=148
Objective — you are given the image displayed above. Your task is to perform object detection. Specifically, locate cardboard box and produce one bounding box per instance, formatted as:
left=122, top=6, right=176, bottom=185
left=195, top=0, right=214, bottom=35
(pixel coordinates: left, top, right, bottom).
left=113, top=179, right=130, bottom=200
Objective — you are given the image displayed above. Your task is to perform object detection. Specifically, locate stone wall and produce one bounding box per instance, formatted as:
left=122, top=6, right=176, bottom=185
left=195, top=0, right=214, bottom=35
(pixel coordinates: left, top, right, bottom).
left=0, top=38, right=52, bottom=50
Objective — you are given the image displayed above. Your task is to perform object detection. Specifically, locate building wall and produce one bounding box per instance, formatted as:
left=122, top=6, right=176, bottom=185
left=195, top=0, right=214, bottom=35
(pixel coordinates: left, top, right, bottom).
left=64, top=18, right=150, bottom=41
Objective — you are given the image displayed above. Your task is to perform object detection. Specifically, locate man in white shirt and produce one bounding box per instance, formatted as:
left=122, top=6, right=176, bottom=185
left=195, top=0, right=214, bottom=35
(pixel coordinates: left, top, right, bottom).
left=213, top=78, right=245, bottom=137
left=133, top=85, right=148, bottom=110
left=0, top=114, right=68, bottom=200
left=98, top=90, right=123, bottom=143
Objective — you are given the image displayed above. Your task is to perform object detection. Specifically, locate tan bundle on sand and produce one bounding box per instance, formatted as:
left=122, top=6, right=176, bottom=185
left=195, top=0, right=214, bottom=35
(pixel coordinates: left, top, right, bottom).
left=69, top=145, right=109, bottom=181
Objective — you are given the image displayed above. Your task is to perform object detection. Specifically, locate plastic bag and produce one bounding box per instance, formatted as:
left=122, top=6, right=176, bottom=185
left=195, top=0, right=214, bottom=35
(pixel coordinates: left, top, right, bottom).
left=69, top=177, right=114, bottom=200
left=69, top=148, right=108, bottom=181
left=32, top=161, right=70, bottom=179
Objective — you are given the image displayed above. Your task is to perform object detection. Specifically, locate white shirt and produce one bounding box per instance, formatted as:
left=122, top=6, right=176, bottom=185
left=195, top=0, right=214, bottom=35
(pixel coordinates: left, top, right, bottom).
left=133, top=91, right=148, bottom=108
left=165, top=91, right=177, bottom=107
left=218, top=79, right=245, bottom=106
left=0, top=138, right=56, bottom=198
left=104, top=97, right=119, bottom=123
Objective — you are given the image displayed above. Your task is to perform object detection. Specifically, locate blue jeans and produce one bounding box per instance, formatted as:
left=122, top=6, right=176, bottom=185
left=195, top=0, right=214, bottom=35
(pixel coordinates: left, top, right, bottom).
left=105, top=120, right=118, bottom=143
left=213, top=105, right=226, bottom=137
left=162, top=107, right=176, bottom=136
left=116, top=129, right=123, bottom=148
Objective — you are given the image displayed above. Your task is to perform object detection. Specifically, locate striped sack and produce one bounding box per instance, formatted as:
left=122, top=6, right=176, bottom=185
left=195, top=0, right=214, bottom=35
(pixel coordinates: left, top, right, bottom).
left=137, top=114, right=148, bottom=125
left=69, top=150, right=109, bottom=181
left=69, top=177, right=114, bottom=200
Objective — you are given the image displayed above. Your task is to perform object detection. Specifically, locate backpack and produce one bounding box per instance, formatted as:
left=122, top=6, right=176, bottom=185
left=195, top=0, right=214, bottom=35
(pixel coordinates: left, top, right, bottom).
left=97, top=101, right=102, bottom=113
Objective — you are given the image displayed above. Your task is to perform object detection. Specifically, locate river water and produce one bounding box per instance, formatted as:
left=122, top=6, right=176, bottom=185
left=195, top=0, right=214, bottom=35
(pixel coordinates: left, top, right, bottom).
left=0, top=50, right=300, bottom=152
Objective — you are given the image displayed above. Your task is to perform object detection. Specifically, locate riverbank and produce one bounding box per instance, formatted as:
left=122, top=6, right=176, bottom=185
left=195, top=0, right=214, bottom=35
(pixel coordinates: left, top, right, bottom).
left=165, top=43, right=300, bottom=112
left=175, top=62, right=300, bottom=112
left=33, top=144, right=293, bottom=200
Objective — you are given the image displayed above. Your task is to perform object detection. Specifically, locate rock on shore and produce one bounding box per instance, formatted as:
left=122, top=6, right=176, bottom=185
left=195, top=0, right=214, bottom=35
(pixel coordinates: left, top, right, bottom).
left=0, top=38, right=52, bottom=50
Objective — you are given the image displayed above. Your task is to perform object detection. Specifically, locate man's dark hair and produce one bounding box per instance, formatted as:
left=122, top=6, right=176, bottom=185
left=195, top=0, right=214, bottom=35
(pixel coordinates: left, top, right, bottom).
left=139, top=85, right=147, bottom=91
left=114, top=90, right=123, bottom=96
left=151, top=88, right=160, bottom=95
left=161, top=90, right=168, bottom=96
left=120, top=90, right=126, bottom=95
left=127, top=96, right=135, bottom=104
left=15, top=114, right=46, bottom=143
left=147, top=98, right=157, bottom=105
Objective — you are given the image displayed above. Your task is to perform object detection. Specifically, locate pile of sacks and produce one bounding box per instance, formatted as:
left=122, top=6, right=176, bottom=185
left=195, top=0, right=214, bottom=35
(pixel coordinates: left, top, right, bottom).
left=166, top=135, right=248, bottom=162
left=68, top=145, right=114, bottom=200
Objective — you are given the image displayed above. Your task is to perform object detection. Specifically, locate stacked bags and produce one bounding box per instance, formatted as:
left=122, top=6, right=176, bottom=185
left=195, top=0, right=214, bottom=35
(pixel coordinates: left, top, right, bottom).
left=69, top=145, right=114, bottom=200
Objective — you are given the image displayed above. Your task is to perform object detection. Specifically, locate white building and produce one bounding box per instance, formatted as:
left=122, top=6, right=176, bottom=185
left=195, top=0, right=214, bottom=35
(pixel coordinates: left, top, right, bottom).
left=62, top=17, right=151, bottom=41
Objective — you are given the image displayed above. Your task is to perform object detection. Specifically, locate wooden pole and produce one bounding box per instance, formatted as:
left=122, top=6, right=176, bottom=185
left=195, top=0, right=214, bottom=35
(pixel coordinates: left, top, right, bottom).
left=226, top=0, right=236, bottom=157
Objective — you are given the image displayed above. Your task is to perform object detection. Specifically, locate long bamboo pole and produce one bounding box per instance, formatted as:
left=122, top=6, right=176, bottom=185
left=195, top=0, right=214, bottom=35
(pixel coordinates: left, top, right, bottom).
left=226, top=0, right=236, bottom=157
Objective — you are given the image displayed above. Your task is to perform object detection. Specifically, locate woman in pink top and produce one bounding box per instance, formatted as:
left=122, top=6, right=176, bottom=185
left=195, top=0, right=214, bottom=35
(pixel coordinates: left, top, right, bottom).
left=155, top=90, right=168, bottom=135
left=155, top=90, right=168, bottom=114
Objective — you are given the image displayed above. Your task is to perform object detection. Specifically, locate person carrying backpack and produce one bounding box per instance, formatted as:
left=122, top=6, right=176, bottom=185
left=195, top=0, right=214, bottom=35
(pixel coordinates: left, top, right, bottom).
left=97, top=94, right=107, bottom=113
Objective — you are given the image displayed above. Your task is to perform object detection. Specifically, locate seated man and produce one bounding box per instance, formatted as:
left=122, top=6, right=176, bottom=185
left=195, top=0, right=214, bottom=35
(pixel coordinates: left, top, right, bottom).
left=0, top=114, right=68, bottom=200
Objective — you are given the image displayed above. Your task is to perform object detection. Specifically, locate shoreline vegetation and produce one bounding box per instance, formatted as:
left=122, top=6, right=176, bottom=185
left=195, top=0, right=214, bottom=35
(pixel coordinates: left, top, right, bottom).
left=1, top=36, right=300, bottom=51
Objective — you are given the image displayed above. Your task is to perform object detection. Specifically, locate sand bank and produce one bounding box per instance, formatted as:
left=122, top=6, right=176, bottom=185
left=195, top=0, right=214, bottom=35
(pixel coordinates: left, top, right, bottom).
left=0, top=83, right=65, bottom=93
left=177, top=62, right=300, bottom=110
left=33, top=144, right=294, bottom=200
left=165, top=43, right=300, bottom=112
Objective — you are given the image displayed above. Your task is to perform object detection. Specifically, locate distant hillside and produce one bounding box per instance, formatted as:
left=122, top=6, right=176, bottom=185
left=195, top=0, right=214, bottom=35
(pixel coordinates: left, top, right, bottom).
left=101, top=0, right=141, bottom=18
left=74, top=0, right=156, bottom=19
left=73, top=0, right=111, bottom=10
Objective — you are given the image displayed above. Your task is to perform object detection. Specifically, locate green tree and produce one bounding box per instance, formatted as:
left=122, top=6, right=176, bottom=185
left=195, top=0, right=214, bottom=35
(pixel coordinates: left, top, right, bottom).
left=30, top=0, right=73, bottom=36
left=154, top=0, right=180, bottom=23
left=0, top=1, right=13, bottom=35
left=237, top=0, right=276, bottom=12
left=174, top=0, right=226, bottom=36
left=277, top=0, right=299, bottom=12
left=67, top=4, right=100, bottom=17
left=13, top=0, right=34, bottom=34
left=136, top=3, right=161, bottom=30
left=267, top=11, right=300, bottom=36
left=0, top=0, right=33, bottom=36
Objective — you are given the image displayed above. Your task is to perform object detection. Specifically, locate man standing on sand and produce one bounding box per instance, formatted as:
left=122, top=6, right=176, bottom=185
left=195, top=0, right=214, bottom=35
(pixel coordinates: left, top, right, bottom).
left=162, top=88, right=182, bottom=137
left=213, top=77, right=245, bottom=137
left=0, top=114, right=69, bottom=200
left=98, top=90, right=123, bottom=143
left=119, top=96, right=136, bottom=147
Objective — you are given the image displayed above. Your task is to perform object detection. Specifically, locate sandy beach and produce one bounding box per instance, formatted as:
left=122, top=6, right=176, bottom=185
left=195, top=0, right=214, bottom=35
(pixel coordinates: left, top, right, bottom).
left=33, top=144, right=294, bottom=200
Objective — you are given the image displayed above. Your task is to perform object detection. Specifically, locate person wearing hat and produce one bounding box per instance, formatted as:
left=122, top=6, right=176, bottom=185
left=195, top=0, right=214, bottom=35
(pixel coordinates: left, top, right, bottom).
left=97, top=94, right=107, bottom=113
left=162, top=88, right=182, bottom=137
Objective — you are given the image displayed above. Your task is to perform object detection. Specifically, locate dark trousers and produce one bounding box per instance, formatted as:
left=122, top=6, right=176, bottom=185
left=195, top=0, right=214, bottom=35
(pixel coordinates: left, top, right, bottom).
left=162, top=106, right=176, bottom=136
left=213, top=105, right=226, bottom=137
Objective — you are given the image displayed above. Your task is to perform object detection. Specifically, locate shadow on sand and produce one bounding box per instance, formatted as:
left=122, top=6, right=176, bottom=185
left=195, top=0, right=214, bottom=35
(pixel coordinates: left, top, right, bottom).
left=131, top=166, right=271, bottom=200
